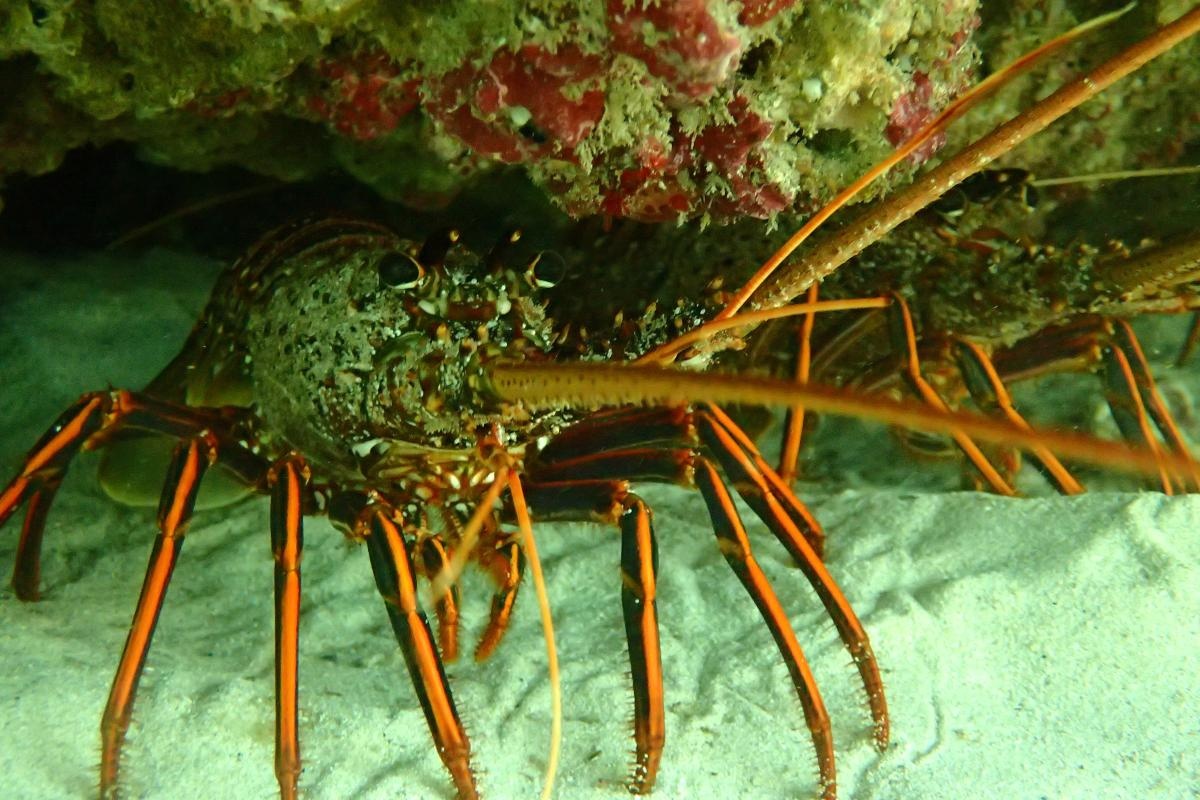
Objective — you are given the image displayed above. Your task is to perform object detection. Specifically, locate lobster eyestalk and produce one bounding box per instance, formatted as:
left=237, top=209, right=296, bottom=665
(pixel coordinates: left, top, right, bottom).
left=488, top=361, right=1200, bottom=486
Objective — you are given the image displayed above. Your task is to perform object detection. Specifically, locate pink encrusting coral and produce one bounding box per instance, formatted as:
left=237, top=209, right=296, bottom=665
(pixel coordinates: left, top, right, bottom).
left=308, top=52, right=421, bottom=142
left=594, top=93, right=791, bottom=220
left=885, top=71, right=945, bottom=163
left=424, top=43, right=607, bottom=163
left=884, top=14, right=980, bottom=164
left=606, top=0, right=744, bottom=99
left=405, top=1, right=983, bottom=220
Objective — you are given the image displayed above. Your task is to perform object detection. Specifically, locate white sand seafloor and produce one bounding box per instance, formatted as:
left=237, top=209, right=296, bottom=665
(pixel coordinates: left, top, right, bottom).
left=0, top=249, right=1197, bottom=800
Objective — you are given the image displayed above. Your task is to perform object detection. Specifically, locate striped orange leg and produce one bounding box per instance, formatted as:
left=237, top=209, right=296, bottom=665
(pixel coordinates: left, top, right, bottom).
left=1177, top=311, right=1200, bottom=366
left=1106, top=320, right=1198, bottom=492
left=363, top=505, right=477, bottom=800
left=517, top=477, right=666, bottom=793
left=532, top=405, right=881, bottom=735
left=269, top=456, right=309, bottom=800
left=1101, top=337, right=1175, bottom=494
left=419, top=536, right=463, bottom=662
left=473, top=536, right=523, bottom=662
left=988, top=317, right=1195, bottom=493
left=952, top=339, right=1084, bottom=495
left=779, top=283, right=820, bottom=484
left=889, top=295, right=1016, bottom=495
left=528, top=420, right=871, bottom=792
left=99, top=436, right=213, bottom=799
left=529, top=455, right=840, bottom=796
left=617, top=494, right=663, bottom=794
left=693, top=459, right=835, bottom=800
left=0, top=390, right=260, bottom=600
left=1, top=395, right=106, bottom=598
left=534, top=406, right=825, bottom=557
left=697, top=405, right=888, bottom=748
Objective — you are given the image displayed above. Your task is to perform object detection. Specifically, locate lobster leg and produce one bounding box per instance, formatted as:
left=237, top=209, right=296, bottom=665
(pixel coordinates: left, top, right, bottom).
left=472, top=536, right=523, bottom=662
left=1107, top=320, right=1199, bottom=491
left=699, top=406, right=827, bottom=558
left=888, top=295, right=1017, bottom=495
left=1176, top=310, right=1200, bottom=366
left=0, top=395, right=106, bottom=598
left=269, top=457, right=308, bottom=800
left=696, top=405, right=888, bottom=748
left=528, top=423, right=880, bottom=795
left=534, top=409, right=887, bottom=744
left=0, top=390, right=261, bottom=600
left=418, top=536, right=463, bottom=663
left=535, top=406, right=825, bottom=556
left=1101, top=339, right=1175, bottom=494
left=693, top=458, right=835, bottom=800
left=987, top=316, right=1195, bottom=493
left=363, top=506, right=477, bottom=800
left=99, top=436, right=212, bottom=799
left=617, top=493, right=664, bottom=794
left=952, top=338, right=1084, bottom=495
left=518, top=478, right=666, bottom=793
left=779, top=283, right=821, bottom=483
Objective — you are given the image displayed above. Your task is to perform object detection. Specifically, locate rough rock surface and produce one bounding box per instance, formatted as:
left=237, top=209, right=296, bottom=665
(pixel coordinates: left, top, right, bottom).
left=0, top=1, right=1196, bottom=220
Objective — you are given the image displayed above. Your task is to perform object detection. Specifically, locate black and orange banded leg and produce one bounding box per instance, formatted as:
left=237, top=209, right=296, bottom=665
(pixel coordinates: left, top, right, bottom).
left=533, top=406, right=885, bottom=746
left=1177, top=311, right=1200, bottom=366
left=518, top=478, right=666, bottom=793
left=889, top=296, right=1016, bottom=496
left=419, top=536, right=463, bottom=662
left=696, top=406, right=888, bottom=748
left=700, top=406, right=826, bottom=558
left=779, top=282, right=820, bottom=484
left=619, top=494, right=664, bottom=794
left=269, top=456, right=308, bottom=800
left=693, top=459, right=836, bottom=800
left=473, top=537, right=523, bottom=662
left=1101, top=337, right=1176, bottom=494
left=0, top=390, right=260, bottom=600
left=364, top=507, right=477, bottom=800
left=534, top=405, right=824, bottom=556
left=0, top=395, right=106, bottom=598
left=99, top=436, right=212, bottom=799
left=1106, top=320, right=1199, bottom=492
left=952, top=338, right=1084, bottom=495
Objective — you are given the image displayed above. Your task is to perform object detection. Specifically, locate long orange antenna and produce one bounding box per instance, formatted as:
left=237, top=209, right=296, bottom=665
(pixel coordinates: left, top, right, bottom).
left=634, top=296, right=888, bottom=366
left=489, top=362, right=1193, bottom=482
left=508, top=473, right=562, bottom=800
left=713, top=3, right=1136, bottom=323
left=743, top=6, right=1200, bottom=321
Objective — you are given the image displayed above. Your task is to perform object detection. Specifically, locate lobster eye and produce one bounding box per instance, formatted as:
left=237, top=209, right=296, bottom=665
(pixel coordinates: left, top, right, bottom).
left=527, top=251, right=566, bottom=289
left=378, top=253, right=425, bottom=290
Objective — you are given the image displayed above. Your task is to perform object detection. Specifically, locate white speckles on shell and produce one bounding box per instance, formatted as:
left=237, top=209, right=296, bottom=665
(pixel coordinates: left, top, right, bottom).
left=240, top=233, right=570, bottom=478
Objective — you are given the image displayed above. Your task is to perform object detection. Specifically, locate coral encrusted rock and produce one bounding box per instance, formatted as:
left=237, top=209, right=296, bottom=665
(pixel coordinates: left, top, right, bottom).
left=1, top=1, right=1196, bottom=220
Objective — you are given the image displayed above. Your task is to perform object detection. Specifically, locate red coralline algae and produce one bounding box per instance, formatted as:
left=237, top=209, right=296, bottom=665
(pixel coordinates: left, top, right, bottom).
left=290, top=3, right=983, bottom=220
left=885, top=71, right=945, bottom=163
left=885, top=12, right=981, bottom=164
left=598, top=136, right=694, bottom=220
left=308, top=52, right=420, bottom=141
left=186, top=88, right=253, bottom=120
left=6, top=1, right=1192, bottom=227
left=737, top=0, right=798, bottom=27
left=424, top=44, right=607, bottom=163
left=607, top=0, right=743, bottom=99
left=597, top=94, right=790, bottom=220
left=695, top=95, right=772, bottom=175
